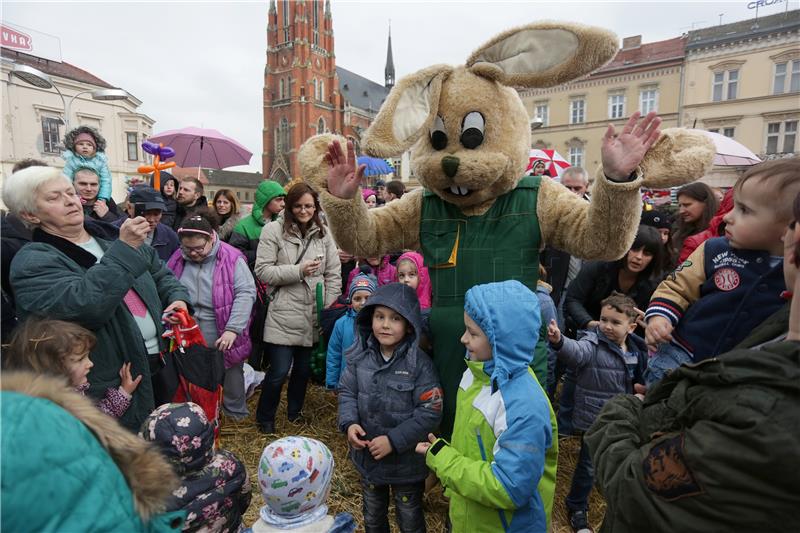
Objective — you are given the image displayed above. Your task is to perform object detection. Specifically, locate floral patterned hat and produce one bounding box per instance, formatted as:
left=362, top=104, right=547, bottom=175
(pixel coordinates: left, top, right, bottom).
left=257, top=436, right=334, bottom=526
left=139, top=402, right=215, bottom=475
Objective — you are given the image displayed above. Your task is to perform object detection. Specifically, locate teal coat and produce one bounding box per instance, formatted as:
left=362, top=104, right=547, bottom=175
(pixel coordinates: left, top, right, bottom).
left=10, top=226, right=191, bottom=431
left=1, top=371, right=185, bottom=533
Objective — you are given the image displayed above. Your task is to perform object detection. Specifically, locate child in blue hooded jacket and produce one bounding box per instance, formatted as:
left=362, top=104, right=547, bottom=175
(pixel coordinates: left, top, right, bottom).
left=325, top=272, right=377, bottom=390
left=416, top=280, right=558, bottom=533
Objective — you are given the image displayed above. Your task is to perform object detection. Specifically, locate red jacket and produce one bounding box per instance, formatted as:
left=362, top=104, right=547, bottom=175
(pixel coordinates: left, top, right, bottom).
left=678, top=189, right=734, bottom=264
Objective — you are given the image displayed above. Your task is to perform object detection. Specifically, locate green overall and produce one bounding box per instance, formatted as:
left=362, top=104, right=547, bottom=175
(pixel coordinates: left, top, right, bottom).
left=421, top=176, right=549, bottom=437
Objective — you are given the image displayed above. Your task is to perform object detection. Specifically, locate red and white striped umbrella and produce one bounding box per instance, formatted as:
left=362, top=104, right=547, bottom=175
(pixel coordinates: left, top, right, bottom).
left=525, top=149, right=571, bottom=178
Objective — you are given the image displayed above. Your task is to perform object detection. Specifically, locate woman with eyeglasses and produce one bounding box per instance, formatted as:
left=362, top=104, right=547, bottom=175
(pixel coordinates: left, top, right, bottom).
left=253, top=182, right=341, bottom=434
left=167, top=210, right=256, bottom=420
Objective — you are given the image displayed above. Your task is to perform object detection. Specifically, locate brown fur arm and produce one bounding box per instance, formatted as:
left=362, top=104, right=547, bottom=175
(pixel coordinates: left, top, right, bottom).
left=319, top=187, right=422, bottom=256
left=538, top=169, right=643, bottom=261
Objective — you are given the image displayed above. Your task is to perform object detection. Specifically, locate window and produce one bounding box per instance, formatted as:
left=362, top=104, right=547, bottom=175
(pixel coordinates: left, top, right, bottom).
left=320, top=80, right=325, bottom=102
left=126, top=132, right=138, bottom=161
left=279, top=118, right=290, bottom=153
left=41, top=116, right=61, bottom=154
left=712, top=70, right=738, bottom=101
left=311, top=79, right=317, bottom=100
left=774, top=60, right=800, bottom=94
left=534, top=102, right=549, bottom=127
left=707, top=128, right=719, bottom=134
left=317, top=117, right=325, bottom=134
left=279, top=78, right=285, bottom=99
left=282, top=0, right=290, bottom=42
left=639, top=88, right=658, bottom=113
left=568, top=145, right=584, bottom=168
left=569, top=99, right=585, bottom=124
left=766, top=120, right=798, bottom=154
left=608, top=93, right=625, bottom=119
left=723, top=127, right=735, bottom=138
left=312, top=0, right=320, bottom=45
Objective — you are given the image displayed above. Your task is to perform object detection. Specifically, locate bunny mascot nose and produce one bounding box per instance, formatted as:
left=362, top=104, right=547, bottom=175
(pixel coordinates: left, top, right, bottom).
left=441, top=156, right=460, bottom=178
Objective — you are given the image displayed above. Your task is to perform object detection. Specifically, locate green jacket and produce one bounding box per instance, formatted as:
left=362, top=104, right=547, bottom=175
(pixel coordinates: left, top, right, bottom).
left=1, top=371, right=185, bottom=532
left=585, top=340, right=800, bottom=533
left=231, top=180, right=285, bottom=267
left=10, top=227, right=190, bottom=431
left=426, top=359, right=558, bottom=532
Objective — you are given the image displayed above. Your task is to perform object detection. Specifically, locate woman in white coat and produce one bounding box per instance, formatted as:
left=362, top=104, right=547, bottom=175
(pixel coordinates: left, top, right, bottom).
left=254, top=182, right=341, bottom=434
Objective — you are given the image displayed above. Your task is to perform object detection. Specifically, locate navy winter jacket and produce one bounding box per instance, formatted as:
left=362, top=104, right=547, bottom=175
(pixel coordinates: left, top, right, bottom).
left=551, top=329, right=647, bottom=432
left=337, top=283, right=443, bottom=485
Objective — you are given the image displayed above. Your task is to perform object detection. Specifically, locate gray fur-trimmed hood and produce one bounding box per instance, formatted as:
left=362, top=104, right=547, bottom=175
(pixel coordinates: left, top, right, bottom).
left=64, top=125, right=107, bottom=152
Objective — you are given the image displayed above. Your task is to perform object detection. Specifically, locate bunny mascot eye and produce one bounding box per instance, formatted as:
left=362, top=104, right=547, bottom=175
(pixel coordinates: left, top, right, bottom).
left=430, top=116, right=448, bottom=151
left=460, top=112, right=485, bottom=149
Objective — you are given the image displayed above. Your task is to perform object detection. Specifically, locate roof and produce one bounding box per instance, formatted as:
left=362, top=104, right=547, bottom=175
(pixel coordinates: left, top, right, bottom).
left=336, top=66, right=390, bottom=113
left=204, top=168, right=263, bottom=188
left=171, top=167, right=209, bottom=185
left=1, top=48, right=115, bottom=88
left=596, top=36, right=686, bottom=74
left=687, top=9, right=800, bottom=50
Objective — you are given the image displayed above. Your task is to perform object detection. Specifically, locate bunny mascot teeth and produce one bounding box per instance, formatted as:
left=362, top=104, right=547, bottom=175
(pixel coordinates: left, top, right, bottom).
left=300, top=20, right=713, bottom=463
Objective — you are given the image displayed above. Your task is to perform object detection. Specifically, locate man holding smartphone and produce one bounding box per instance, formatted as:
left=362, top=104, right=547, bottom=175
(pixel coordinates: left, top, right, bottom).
left=114, top=186, right=180, bottom=262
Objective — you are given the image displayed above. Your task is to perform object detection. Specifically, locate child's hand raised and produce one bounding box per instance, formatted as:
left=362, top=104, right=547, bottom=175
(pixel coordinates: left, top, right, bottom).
left=415, top=433, right=437, bottom=455
left=347, top=424, right=370, bottom=450
left=119, top=362, right=142, bottom=395
left=368, top=435, right=393, bottom=460
left=546, top=319, right=562, bottom=344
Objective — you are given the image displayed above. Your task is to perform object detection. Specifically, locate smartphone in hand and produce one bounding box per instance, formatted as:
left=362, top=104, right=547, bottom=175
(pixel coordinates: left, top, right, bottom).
left=134, top=203, right=146, bottom=218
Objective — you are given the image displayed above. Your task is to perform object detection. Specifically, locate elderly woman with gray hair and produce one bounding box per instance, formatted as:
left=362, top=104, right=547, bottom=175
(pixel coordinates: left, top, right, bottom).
left=3, top=166, right=191, bottom=431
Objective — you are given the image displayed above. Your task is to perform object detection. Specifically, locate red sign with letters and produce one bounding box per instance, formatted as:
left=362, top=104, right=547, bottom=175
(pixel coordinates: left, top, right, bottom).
left=1, top=25, right=33, bottom=51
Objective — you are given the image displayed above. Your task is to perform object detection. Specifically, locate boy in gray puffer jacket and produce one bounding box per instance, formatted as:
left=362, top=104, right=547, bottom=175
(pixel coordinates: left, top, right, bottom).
left=547, top=292, right=647, bottom=533
left=338, top=282, right=442, bottom=533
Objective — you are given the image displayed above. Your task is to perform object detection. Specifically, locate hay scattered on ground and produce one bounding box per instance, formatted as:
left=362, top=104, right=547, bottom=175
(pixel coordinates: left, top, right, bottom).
left=221, top=382, right=605, bottom=532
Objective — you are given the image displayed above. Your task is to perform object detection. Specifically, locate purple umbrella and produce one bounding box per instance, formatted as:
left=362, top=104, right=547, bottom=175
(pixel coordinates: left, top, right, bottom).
left=148, top=127, right=252, bottom=169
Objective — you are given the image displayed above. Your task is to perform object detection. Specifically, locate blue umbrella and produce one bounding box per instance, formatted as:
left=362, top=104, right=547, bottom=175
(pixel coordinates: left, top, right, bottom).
left=357, top=156, right=394, bottom=176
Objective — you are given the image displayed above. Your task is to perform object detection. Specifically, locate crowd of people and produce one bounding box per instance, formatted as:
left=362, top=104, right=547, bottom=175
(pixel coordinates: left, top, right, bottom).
left=1, top=123, right=798, bottom=533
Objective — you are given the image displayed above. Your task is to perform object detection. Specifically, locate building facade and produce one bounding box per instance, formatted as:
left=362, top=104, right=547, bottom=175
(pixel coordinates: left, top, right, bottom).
left=682, top=9, right=799, bottom=185
left=262, top=0, right=393, bottom=184
left=1, top=31, right=154, bottom=202
left=519, top=35, right=685, bottom=180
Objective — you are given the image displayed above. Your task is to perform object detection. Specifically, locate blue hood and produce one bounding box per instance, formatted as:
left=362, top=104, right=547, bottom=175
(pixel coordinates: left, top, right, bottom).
left=355, top=282, right=422, bottom=348
left=464, top=280, right=541, bottom=390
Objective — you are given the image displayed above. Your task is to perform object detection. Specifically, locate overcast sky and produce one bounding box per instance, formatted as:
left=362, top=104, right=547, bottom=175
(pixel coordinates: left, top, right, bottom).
left=4, top=1, right=797, bottom=172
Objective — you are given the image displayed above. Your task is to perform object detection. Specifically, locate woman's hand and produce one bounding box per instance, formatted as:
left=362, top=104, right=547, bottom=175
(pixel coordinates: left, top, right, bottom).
left=300, top=259, right=321, bottom=277
left=119, top=362, right=143, bottom=395
left=601, top=111, right=661, bottom=181
left=347, top=424, right=369, bottom=450
left=215, top=330, right=237, bottom=352
left=119, top=217, right=150, bottom=249
left=324, top=140, right=366, bottom=200
left=163, top=300, right=188, bottom=324
left=415, top=433, right=437, bottom=455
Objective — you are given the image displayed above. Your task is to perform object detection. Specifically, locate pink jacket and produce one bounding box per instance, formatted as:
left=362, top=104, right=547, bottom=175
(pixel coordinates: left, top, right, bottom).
left=347, top=256, right=396, bottom=288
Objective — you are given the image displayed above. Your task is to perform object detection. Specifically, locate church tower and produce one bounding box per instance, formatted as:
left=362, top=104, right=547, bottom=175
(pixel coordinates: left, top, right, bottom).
left=385, top=23, right=395, bottom=90
left=263, top=0, right=339, bottom=183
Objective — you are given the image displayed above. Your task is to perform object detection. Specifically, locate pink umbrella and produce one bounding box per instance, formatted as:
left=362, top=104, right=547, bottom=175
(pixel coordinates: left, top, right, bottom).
left=525, top=148, right=571, bottom=178
left=697, top=130, right=761, bottom=166
left=148, top=127, right=252, bottom=169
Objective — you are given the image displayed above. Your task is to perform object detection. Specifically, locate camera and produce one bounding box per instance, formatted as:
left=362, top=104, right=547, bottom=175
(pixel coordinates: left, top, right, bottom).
left=134, top=203, right=147, bottom=218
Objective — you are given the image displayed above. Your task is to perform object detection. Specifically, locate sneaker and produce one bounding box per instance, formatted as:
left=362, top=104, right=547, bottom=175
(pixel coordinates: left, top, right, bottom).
left=569, top=509, right=593, bottom=533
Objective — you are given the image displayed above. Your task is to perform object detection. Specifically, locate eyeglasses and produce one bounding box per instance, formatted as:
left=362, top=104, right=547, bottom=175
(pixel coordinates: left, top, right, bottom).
left=292, top=204, right=315, bottom=211
left=181, top=242, right=209, bottom=254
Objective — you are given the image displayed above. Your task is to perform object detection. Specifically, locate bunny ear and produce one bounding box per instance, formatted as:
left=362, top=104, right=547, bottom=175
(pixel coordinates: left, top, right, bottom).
left=467, top=22, right=618, bottom=88
left=362, top=64, right=452, bottom=158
